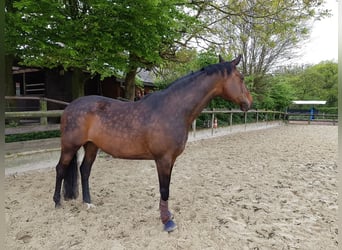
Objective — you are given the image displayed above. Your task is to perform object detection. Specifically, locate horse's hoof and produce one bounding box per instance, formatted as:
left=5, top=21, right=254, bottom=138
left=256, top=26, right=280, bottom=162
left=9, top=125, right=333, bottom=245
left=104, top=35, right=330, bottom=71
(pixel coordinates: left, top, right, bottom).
left=164, top=220, right=177, bottom=232
left=85, top=203, right=96, bottom=209
left=55, top=203, right=62, bottom=209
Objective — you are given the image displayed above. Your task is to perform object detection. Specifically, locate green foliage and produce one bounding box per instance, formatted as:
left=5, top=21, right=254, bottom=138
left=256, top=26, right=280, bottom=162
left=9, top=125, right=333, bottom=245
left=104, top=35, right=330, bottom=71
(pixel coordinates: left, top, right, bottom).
left=5, top=0, right=202, bottom=99
left=265, top=61, right=338, bottom=110
left=6, top=0, right=199, bottom=79
left=285, top=61, right=338, bottom=107
left=5, top=0, right=334, bottom=109
left=208, top=97, right=235, bottom=110
left=257, top=75, right=296, bottom=111
left=5, top=130, right=60, bottom=143
left=318, top=107, right=338, bottom=114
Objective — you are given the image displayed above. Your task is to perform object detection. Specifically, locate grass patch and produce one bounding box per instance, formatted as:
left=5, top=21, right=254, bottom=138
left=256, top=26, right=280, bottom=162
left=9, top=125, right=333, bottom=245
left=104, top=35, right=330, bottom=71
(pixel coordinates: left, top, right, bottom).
left=5, top=130, right=61, bottom=143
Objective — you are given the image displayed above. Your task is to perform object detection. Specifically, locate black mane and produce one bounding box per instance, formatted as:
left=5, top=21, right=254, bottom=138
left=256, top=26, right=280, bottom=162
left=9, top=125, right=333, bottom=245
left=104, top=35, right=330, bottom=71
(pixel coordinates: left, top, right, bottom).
left=203, top=62, right=233, bottom=76
left=165, top=61, right=233, bottom=90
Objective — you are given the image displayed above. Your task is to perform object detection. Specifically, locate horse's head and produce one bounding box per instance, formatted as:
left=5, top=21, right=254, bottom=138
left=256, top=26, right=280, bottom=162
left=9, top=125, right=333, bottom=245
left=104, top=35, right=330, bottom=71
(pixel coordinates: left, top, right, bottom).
left=219, top=55, right=252, bottom=111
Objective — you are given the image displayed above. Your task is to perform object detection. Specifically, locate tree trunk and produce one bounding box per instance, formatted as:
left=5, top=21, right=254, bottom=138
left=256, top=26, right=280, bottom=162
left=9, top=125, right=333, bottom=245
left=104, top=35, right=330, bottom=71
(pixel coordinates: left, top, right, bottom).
left=5, top=54, right=15, bottom=111
left=71, top=67, right=85, bottom=99
left=5, top=54, right=15, bottom=96
left=124, top=67, right=137, bottom=101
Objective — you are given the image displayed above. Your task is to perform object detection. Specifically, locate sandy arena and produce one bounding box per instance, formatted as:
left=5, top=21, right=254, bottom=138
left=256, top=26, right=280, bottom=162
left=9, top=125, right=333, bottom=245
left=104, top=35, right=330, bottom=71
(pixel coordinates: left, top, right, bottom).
left=5, top=125, right=338, bottom=249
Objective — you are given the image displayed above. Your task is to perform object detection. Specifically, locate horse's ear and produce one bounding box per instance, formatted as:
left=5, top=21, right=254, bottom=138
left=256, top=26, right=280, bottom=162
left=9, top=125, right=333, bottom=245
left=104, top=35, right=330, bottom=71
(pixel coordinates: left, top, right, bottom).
left=219, top=55, right=225, bottom=63
left=231, top=54, right=242, bottom=66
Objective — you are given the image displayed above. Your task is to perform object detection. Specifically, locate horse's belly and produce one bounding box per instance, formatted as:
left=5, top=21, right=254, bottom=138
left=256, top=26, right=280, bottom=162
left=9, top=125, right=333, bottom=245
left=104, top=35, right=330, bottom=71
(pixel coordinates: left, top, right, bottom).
left=94, top=137, right=153, bottom=160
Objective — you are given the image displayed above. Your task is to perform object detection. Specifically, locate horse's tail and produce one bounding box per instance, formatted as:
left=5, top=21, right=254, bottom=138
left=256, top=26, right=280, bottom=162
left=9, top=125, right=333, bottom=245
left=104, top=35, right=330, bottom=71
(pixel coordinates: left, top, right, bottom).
left=63, top=154, right=79, bottom=200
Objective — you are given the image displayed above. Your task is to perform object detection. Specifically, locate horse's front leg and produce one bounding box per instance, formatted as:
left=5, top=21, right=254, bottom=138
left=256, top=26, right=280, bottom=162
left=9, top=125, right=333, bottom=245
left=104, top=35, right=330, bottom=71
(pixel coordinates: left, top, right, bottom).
left=156, top=157, right=177, bottom=232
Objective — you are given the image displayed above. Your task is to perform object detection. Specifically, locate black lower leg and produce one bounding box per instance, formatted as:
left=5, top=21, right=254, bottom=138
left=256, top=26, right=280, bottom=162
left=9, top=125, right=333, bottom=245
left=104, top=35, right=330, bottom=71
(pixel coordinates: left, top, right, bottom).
left=80, top=142, right=97, bottom=204
left=160, top=187, right=169, bottom=202
left=80, top=173, right=91, bottom=204
left=53, top=163, right=65, bottom=207
left=80, top=161, right=92, bottom=203
left=53, top=179, right=63, bottom=207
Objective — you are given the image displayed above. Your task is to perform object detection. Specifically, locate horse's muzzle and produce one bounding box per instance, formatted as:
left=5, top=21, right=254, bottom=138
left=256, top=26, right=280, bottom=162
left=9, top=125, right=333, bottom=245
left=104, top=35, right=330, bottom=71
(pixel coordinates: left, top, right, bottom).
left=240, top=102, right=251, bottom=112
left=240, top=93, right=253, bottom=112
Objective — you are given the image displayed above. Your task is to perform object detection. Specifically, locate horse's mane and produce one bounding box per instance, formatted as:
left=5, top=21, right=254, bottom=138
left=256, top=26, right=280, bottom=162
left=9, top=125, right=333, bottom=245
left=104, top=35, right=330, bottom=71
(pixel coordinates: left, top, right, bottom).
left=164, top=61, right=233, bottom=90
left=203, top=62, right=233, bottom=76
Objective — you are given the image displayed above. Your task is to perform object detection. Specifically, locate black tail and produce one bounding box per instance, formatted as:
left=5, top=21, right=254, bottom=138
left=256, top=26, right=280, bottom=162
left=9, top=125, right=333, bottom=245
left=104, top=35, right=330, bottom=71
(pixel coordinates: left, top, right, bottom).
left=63, top=154, right=79, bottom=200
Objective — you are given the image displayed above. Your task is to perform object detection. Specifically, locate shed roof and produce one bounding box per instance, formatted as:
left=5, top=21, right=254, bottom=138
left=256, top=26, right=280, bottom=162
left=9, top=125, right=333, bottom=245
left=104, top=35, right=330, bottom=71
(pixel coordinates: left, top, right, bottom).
left=292, top=100, right=327, bottom=105
left=137, top=69, right=155, bottom=85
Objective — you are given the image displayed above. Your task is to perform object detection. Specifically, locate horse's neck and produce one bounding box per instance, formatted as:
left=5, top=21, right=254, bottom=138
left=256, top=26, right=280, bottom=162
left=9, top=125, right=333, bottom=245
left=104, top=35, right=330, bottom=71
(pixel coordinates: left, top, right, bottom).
left=167, top=73, right=221, bottom=125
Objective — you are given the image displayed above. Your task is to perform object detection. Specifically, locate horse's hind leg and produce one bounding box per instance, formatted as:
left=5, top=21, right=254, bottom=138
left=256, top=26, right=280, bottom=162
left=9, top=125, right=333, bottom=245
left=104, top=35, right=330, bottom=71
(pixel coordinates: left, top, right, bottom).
left=80, top=142, right=98, bottom=208
left=53, top=148, right=79, bottom=208
left=53, top=160, right=66, bottom=208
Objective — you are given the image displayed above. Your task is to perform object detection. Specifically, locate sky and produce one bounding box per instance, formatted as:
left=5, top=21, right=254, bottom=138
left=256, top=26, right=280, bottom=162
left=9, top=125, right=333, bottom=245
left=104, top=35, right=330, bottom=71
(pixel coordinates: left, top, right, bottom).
left=297, top=0, right=338, bottom=65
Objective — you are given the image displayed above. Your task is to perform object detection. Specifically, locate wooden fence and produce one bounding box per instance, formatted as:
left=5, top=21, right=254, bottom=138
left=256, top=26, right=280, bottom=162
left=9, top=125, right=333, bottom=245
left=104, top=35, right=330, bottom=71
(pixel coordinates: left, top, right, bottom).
left=285, top=113, right=338, bottom=125
left=5, top=96, right=69, bottom=126
left=192, top=109, right=285, bottom=137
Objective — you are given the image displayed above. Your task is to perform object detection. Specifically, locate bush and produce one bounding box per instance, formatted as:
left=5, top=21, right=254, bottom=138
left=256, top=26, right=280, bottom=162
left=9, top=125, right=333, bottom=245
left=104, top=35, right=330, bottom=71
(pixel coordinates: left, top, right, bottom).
left=5, top=130, right=60, bottom=143
left=318, top=107, right=338, bottom=114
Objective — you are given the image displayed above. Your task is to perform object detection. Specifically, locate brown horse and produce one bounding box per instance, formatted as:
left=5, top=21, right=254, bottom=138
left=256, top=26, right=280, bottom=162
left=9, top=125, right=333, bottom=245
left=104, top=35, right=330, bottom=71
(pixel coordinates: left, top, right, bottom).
left=53, top=55, right=252, bottom=232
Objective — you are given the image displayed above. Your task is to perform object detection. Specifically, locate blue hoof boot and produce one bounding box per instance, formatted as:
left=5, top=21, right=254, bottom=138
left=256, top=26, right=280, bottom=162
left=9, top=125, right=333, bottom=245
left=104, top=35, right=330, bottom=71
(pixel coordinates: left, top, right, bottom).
left=164, top=220, right=177, bottom=232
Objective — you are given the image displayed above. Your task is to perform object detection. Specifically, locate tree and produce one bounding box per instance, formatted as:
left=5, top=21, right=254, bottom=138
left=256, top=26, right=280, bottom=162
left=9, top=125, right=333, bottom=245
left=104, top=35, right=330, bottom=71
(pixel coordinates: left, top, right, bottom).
left=188, top=0, right=330, bottom=101
left=5, top=0, right=199, bottom=99
left=104, top=0, right=199, bottom=100
left=5, top=0, right=18, bottom=97
left=6, top=0, right=94, bottom=97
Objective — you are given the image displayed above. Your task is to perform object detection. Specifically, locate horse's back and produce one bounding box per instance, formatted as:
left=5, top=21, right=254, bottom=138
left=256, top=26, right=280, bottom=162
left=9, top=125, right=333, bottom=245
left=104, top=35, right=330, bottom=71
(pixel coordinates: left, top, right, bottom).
left=64, top=95, right=123, bottom=111
left=60, top=96, right=125, bottom=141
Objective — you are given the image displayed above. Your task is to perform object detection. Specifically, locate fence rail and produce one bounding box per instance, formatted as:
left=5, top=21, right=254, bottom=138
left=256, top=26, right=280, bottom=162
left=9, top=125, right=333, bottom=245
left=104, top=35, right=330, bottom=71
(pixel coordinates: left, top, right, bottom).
left=5, top=96, right=69, bottom=106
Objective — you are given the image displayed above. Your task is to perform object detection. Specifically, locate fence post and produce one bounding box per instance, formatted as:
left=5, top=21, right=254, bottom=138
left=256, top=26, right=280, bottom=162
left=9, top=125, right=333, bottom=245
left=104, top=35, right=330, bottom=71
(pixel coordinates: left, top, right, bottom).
left=40, top=98, right=48, bottom=125
left=256, top=110, right=259, bottom=127
left=192, top=120, right=196, bottom=138
left=230, top=112, right=233, bottom=132
left=279, top=112, right=284, bottom=124
left=211, top=110, right=215, bottom=135
left=244, top=112, right=247, bottom=131
left=265, top=112, right=268, bottom=126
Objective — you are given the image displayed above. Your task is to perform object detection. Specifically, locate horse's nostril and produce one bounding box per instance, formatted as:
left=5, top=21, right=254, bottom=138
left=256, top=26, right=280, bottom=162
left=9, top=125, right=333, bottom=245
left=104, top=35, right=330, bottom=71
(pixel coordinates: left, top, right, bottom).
left=240, top=101, right=250, bottom=112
